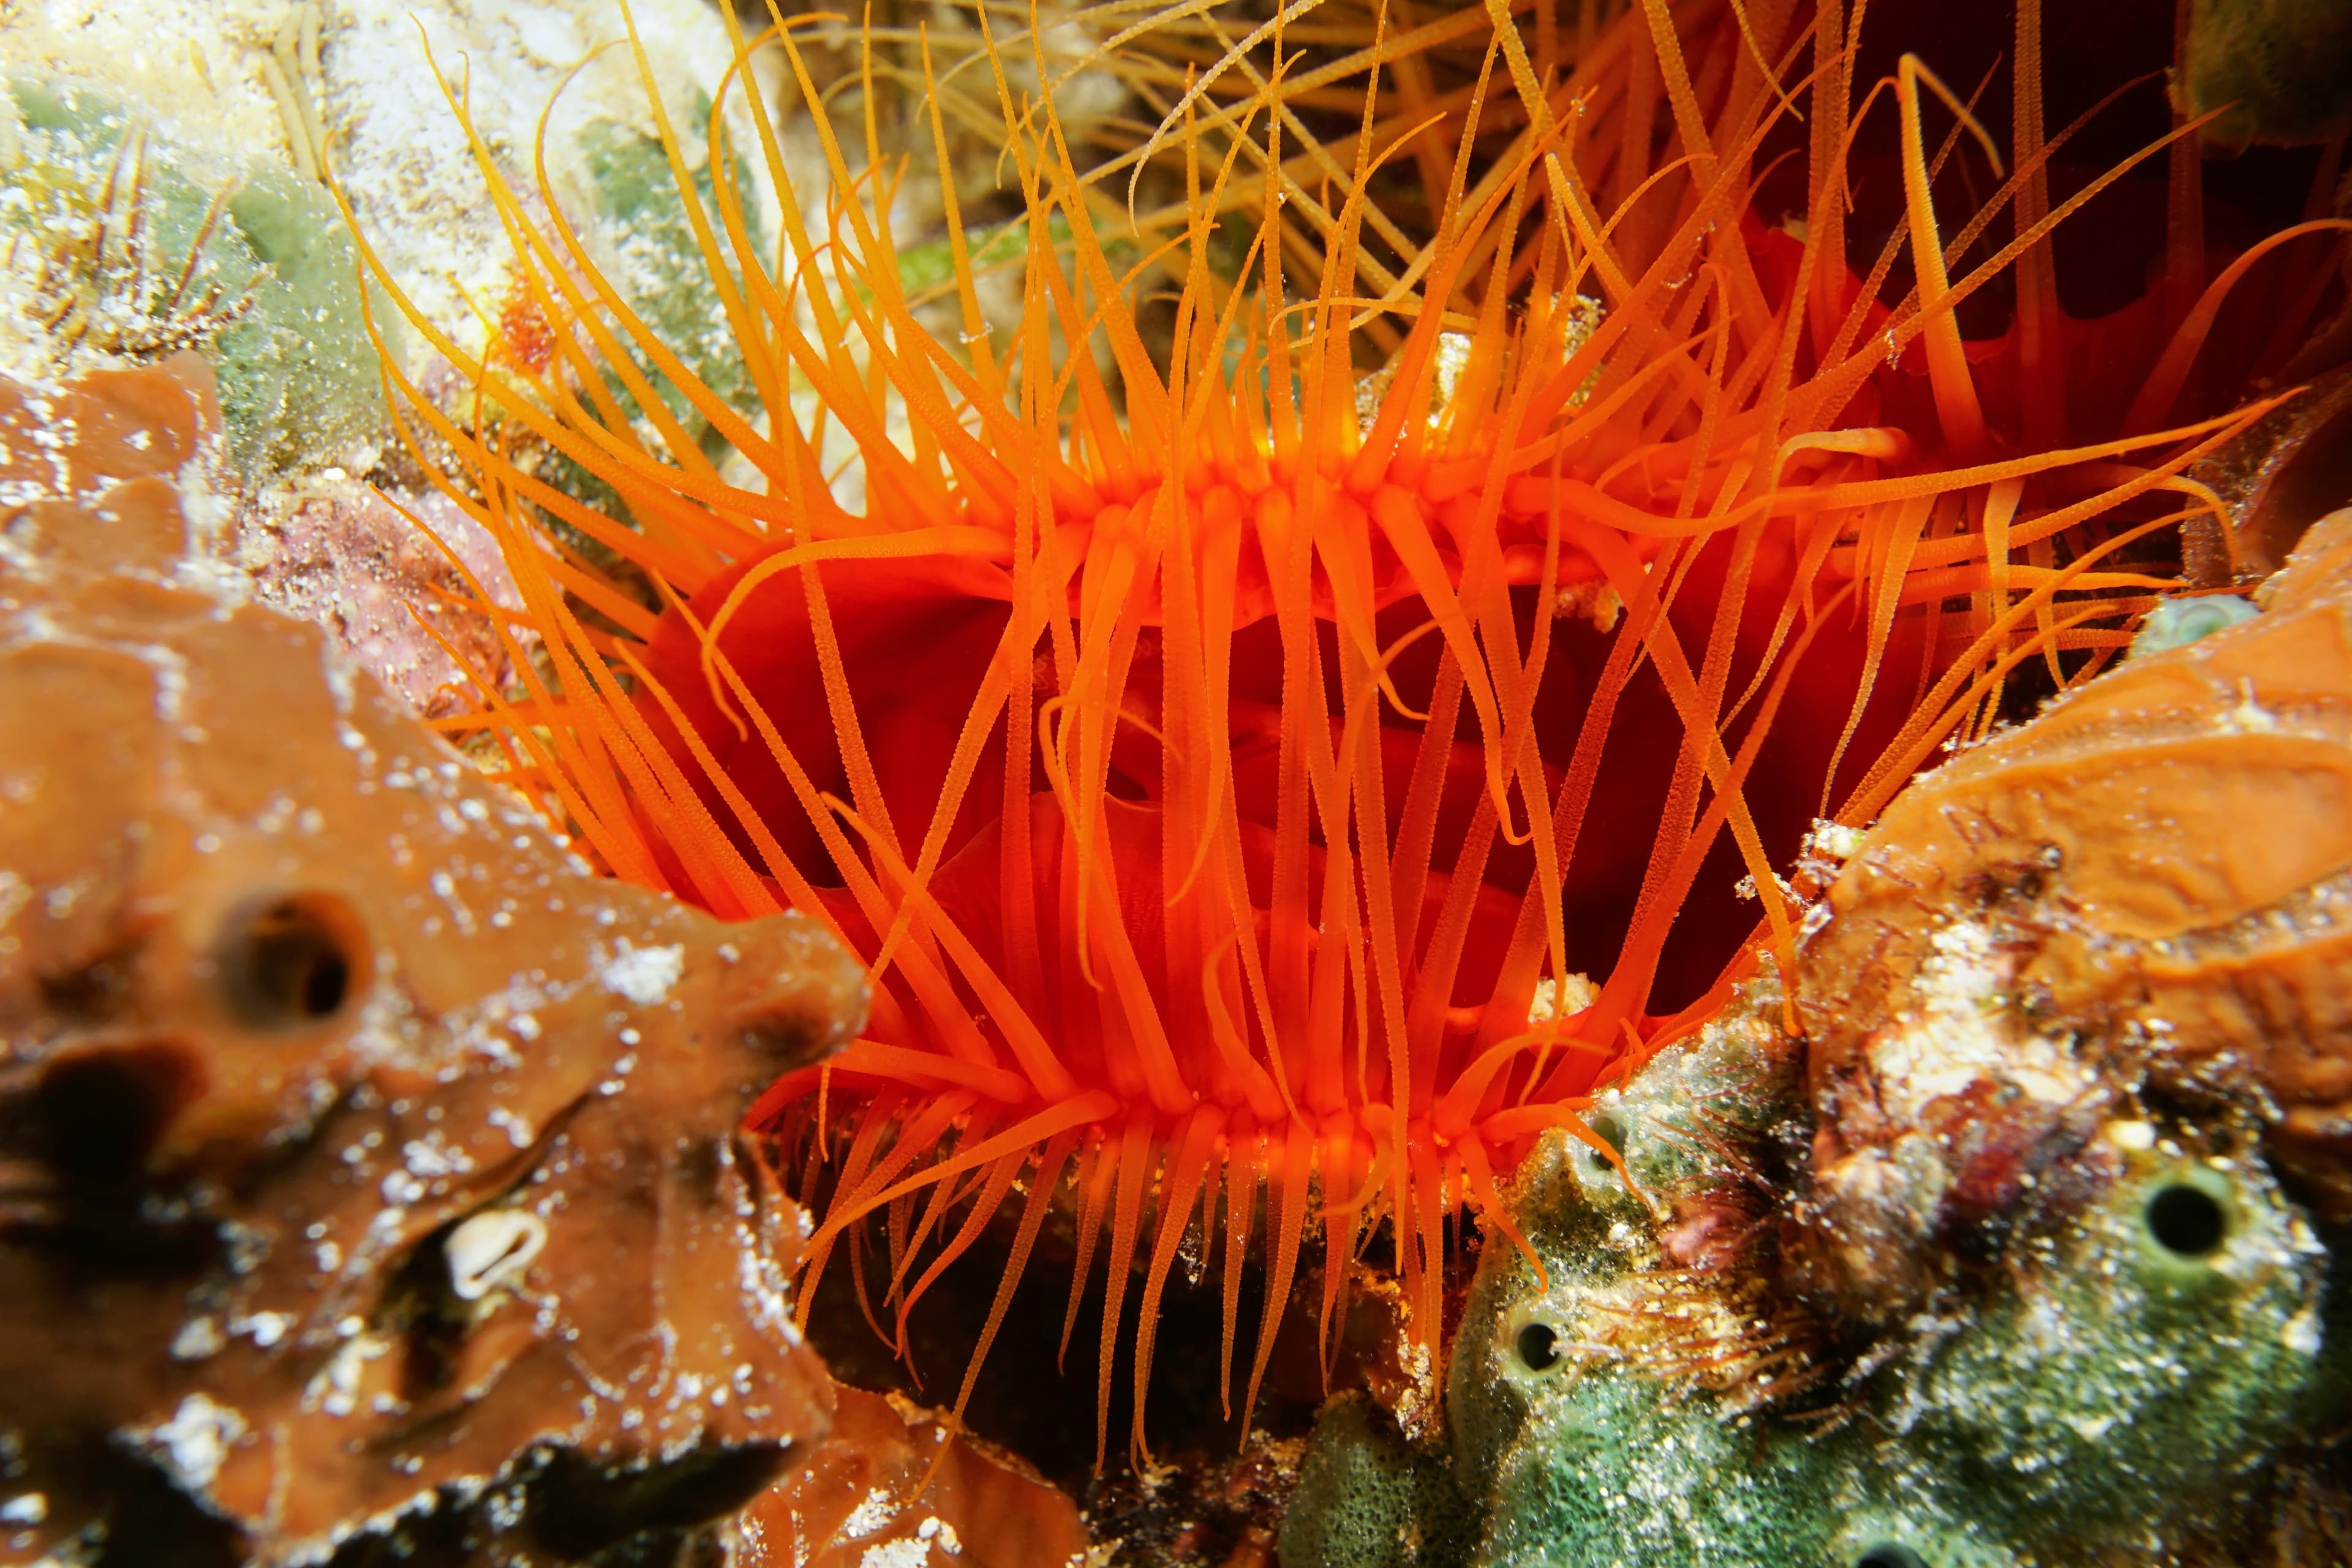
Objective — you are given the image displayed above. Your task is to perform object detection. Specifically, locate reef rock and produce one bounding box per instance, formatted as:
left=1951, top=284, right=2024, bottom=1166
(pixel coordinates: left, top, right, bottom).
left=1798, top=503, right=2352, bottom=1298
left=241, top=477, right=529, bottom=724
left=0, top=355, right=865, bottom=1565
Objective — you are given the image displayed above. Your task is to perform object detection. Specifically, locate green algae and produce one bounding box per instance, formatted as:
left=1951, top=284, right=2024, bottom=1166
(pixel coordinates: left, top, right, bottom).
left=574, top=108, right=761, bottom=441
left=214, top=165, right=388, bottom=477
left=2177, top=0, right=2352, bottom=149
left=1, top=78, right=394, bottom=478
left=1286, top=1393, right=1479, bottom=1568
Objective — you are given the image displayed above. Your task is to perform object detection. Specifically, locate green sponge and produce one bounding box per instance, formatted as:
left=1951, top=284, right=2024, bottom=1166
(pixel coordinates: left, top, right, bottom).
left=1283, top=985, right=2340, bottom=1568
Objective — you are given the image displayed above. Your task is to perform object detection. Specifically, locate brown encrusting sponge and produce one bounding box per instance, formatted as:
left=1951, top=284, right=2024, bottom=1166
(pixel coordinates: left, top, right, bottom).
left=0, top=353, right=868, bottom=1566
left=736, top=1384, right=1088, bottom=1568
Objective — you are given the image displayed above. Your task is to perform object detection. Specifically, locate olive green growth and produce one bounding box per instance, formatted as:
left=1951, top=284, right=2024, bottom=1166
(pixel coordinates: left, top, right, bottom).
left=2177, top=0, right=2352, bottom=149
left=1286, top=1393, right=1479, bottom=1568
left=893, top=211, right=1081, bottom=299
left=530, top=109, right=766, bottom=539
left=215, top=165, right=390, bottom=477
left=576, top=108, right=763, bottom=442
left=2, top=78, right=395, bottom=478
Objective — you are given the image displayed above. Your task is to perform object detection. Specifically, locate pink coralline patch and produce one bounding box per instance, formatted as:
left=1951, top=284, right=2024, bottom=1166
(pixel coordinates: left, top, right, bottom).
left=246, top=480, right=529, bottom=720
